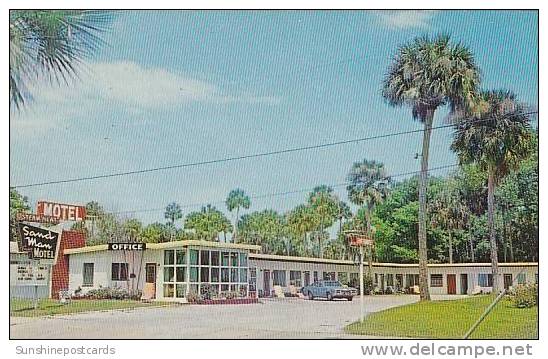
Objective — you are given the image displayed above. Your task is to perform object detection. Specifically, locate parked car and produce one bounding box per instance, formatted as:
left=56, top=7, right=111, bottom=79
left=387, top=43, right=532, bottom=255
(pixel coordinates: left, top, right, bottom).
left=302, top=280, right=358, bottom=301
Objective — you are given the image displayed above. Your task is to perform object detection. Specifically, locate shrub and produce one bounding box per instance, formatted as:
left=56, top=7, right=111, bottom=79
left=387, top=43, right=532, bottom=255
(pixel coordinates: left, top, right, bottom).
left=363, top=275, right=374, bottom=295
left=507, top=284, right=538, bottom=308
left=84, top=286, right=141, bottom=300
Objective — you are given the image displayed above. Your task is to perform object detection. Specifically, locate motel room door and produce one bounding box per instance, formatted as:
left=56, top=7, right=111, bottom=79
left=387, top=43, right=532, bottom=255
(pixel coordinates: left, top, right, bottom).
left=460, top=274, right=468, bottom=294
left=263, top=270, right=271, bottom=297
left=144, top=263, right=156, bottom=299
left=447, top=274, right=457, bottom=295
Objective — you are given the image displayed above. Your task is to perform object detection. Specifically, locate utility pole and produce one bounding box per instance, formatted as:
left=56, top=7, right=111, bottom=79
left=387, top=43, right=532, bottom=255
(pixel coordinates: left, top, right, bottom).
left=359, top=245, right=365, bottom=322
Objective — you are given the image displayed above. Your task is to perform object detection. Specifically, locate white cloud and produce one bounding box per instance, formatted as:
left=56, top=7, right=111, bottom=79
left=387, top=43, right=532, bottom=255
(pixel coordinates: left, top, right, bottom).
left=373, top=10, right=437, bottom=30
left=22, top=61, right=279, bottom=109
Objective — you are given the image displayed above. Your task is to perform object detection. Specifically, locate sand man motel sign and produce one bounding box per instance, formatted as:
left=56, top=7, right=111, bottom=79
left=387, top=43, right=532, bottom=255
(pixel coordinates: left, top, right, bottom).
left=14, top=201, right=86, bottom=308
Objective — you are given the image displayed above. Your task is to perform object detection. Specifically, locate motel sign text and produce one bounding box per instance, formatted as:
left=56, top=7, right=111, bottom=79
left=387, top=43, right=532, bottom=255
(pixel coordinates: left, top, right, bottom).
left=37, top=201, right=86, bottom=222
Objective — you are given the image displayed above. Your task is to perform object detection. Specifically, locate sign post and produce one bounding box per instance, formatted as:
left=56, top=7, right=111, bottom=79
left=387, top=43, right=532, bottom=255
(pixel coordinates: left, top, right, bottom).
left=345, top=230, right=374, bottom=323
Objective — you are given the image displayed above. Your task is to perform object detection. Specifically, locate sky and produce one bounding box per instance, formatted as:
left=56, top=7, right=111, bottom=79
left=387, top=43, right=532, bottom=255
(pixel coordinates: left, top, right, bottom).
left=10, top=10, right=538, bottom=227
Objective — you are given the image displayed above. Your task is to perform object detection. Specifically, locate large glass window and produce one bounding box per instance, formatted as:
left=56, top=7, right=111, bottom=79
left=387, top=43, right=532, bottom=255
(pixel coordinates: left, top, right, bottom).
left=200, top=250, right=210, bottom=265
left=201, top=267, right=210, bottom=282
left=211, top=268, right=219, bottom=282
left=211, top=251, right=219, bottom=266
left=164, top=250, right=174, bottom=265
left=176, top=250, right=186, bottom=265
left=164, top=267, right=174, bottom=282
left=190, top=267, right=199, bottom=282
left=323, top=272, right=335, bottom=281
left=176, top=267, right=186, bottom=282
left=230, top=252, right=238, bottom=267
left=239, top=253, right=247, bottom=267
left=221, top=252, right=230, bottom=266
left=338, top=272, right=349, bottom=286
left=189, top=250, right=199, bottom=265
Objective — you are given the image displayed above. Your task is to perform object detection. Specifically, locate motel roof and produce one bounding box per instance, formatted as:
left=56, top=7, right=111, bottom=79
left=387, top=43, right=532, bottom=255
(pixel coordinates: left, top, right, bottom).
left=62, top=240, right=537, bottom=268
left=64, top=239, right=261, bottom=255
left=248, top=253, right=538, bottom=268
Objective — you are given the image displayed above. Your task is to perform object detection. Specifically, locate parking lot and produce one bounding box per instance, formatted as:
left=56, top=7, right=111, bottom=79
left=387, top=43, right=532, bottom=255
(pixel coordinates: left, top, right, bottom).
left=10, top=295, right=431, bottom=339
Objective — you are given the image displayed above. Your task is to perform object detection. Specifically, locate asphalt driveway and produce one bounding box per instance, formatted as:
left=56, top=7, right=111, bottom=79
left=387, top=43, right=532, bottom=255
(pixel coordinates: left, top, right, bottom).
left=10, top=295, right=459, bottom=339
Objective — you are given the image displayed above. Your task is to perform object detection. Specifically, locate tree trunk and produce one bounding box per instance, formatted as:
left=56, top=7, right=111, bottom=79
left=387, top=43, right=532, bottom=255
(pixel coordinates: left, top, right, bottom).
left=448, top=232, right=453, bottom=264
left=487, top=167, right=500, bottom=292
left=233, top=207, right=240, bottom=244
left=418, top=110, right=434, bottom=301
left=319, top=222, right=324, bottom=258
left=365, top=208, right=373, bottom=276
left=468, top=227, right=475, bottom=262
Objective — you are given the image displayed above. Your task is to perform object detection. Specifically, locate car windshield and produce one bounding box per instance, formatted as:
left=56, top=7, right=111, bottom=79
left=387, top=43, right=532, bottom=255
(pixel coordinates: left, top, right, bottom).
left=325, top=281, right=342, bottom=287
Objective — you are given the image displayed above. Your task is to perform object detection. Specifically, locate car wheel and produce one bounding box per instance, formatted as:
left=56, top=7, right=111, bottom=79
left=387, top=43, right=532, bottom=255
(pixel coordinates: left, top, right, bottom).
left=308, top=291, right=314, bottom=300
left=327, top=292, right=333, bottom=301
left=347, top=296, right=353, bottom=301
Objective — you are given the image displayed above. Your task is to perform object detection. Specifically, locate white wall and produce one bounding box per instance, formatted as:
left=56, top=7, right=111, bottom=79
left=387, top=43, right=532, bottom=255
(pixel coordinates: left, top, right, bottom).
left=68, top=250, right=161, bottom=295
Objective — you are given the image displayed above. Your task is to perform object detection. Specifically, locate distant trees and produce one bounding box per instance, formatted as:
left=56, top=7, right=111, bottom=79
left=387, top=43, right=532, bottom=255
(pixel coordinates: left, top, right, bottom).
left=226, top=189, right=251, bottom=243
left=9, top=188, right=30, bottom=241
left=184, top=204, right=232, bottom=242
left=307, top=186, right=339, bottom=258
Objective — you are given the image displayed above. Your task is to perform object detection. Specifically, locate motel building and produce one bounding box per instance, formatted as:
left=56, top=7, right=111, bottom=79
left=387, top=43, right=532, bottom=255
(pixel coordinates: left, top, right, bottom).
left=59, top=237, right=539, bottom=301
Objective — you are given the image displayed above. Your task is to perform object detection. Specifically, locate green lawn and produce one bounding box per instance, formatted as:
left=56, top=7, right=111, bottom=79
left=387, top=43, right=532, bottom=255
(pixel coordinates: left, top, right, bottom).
left=346, top=295, right=538, bottom=339
left=10, top=299, right=172, bottom=317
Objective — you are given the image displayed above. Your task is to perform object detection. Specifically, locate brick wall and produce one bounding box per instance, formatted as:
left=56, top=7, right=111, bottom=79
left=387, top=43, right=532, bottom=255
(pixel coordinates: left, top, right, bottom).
left=51, top=230, right=86, bottom=299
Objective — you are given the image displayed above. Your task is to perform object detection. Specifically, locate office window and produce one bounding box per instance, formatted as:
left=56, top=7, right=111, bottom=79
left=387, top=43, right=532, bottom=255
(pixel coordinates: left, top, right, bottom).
left=517, top=273, right=526, bottom=285
left=313, top=271, right=318, bottom=282
left=211, top=268, right=220, bottom=282
left=164, top=250, right=174, bottom=265
left=164, top=267, right=174, bottom=282
left=289, top=271, right=302, bottom=287
left=200, top=267, right=210, bottom=282
left=111, top=263, right=128, bottom=281
left=430, top=274, right=443, bottom=287
left=83, top=263, right=94, bottom=286
left=239, top=253, right=248, bottom=267
left=221, top=251, right=230, bottom=266
left=190, top=267, right=198, bottom=282
left=273, top=270, right=286, bottom=286
left=189, top=250, right=199, bottom=265
left=176, top=250, right=186, bottom=265
left=323, top=272, right=335, bottom=281
left=387, top=274, right=394, bottom=287
left=176, top=267, right=186, bottom=282
left=200, top=250, right=210, bottom=265
left=230, top=252, right=238, bottom=267
left=478, top=273, right=493, bottom=287
left=211, top=251, right=219, bottom=266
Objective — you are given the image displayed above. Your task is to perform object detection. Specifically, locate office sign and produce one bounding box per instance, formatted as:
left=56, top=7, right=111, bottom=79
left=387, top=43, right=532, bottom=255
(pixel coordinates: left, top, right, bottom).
left=37, top=201, right=86, bottom=222
left=16, top=212, right=60, bottom=225
left=108, top=243, right=146, bottom=251
left=17, top=223, right=61, bottom=265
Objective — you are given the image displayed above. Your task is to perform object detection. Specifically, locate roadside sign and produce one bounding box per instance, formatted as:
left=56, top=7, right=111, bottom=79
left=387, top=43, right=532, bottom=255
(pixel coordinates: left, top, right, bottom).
left=14, top=263, right=50, bottom=287
left=16, top=212, right=60, bottom=225
left=37, top=201, right=86, bottom=221
left=17, top=222, right=61, bottom=265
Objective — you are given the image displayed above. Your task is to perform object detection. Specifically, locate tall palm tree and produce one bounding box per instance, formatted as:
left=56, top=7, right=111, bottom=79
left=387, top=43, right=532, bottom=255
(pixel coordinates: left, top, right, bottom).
left=382, top=35, right=480, bottom=300
left=308, top=186, right=338, bottom=258
left=346, top=159, right=389, bottom=275
left=226, top=188, right=251, bottom=243
left=10, top=10, right=115, bottom=109
left=287, top=204, right=320, bottom=257
left=451, top=90, right=532, bottom=292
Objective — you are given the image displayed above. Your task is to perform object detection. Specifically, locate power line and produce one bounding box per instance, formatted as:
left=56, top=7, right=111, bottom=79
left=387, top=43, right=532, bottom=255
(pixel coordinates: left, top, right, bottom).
left=100, top=163, right=458, bottom=216
left=11, top=111, right=538, bottom=189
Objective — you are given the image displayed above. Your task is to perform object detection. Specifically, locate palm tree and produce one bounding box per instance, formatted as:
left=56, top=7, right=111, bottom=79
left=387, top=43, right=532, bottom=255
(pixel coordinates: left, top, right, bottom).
left=308, top=186, right=338, bottom=258
left=346, top=159, right=389, bottom=275
left=165, top=202, right=182, bottom=241
left=382, top=35, right=480, bottom=300
left=336, top=200, right=352, bottom=234
left=430, top=183, right=470, bottom=263
left=287, top=204, right=320, bottom=257
left=226, top=189, right=251, bottom=243
left=451, top=90, right=532, bottom=292
left=10, top=10, right=115, bottom=109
